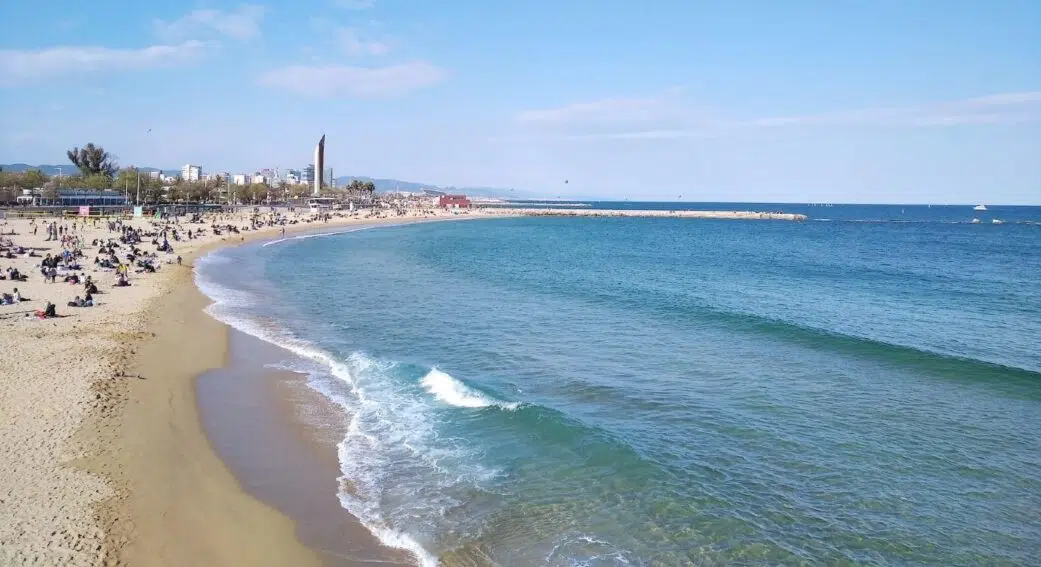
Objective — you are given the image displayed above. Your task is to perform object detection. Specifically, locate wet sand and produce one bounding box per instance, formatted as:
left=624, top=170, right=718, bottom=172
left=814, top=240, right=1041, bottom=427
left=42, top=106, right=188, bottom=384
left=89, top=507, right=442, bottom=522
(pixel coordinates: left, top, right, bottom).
left=1, top=209, right=500, bottom=566
left=197, top=329, right=414, bottom=566
left=75, top=247, right=326, bottom=567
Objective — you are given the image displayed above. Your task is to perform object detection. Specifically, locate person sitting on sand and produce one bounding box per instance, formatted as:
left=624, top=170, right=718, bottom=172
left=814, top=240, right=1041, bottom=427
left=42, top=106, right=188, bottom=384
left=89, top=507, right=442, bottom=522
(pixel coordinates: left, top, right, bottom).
left=34, top=301, right=57, bottom=319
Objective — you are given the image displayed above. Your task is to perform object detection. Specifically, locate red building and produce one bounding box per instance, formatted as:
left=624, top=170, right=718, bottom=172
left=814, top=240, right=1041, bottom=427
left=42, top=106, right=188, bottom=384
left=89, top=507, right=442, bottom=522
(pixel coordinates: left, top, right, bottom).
left=438, top=194, right=471, bottom=209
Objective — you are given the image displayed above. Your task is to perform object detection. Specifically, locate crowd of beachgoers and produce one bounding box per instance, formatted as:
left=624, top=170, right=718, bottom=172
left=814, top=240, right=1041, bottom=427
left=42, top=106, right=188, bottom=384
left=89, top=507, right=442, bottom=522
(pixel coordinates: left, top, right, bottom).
left=0, top=201, right=807, bottom=566
left=0, top=204, right=500, bottom=566
left=1, top=206, right=484, bottom=321
left=2, top=214, right=244, bottom=319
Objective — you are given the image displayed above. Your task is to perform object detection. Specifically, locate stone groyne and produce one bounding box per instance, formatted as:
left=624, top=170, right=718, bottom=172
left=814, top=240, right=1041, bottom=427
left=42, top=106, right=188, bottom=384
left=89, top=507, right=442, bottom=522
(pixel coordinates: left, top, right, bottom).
left=493, top=208, right=807, bottom=221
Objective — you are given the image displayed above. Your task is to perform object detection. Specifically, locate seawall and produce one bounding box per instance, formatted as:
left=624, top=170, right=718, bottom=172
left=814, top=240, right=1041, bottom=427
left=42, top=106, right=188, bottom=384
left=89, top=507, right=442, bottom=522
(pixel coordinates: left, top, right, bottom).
left=493, top=208, right=807, bottom=221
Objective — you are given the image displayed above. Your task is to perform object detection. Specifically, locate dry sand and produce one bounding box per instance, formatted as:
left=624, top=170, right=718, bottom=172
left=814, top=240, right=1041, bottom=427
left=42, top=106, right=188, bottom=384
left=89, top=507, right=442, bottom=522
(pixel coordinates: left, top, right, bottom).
left=0, top=207, right=494, bottom=566
left=0, top=203, right=795, bottom=565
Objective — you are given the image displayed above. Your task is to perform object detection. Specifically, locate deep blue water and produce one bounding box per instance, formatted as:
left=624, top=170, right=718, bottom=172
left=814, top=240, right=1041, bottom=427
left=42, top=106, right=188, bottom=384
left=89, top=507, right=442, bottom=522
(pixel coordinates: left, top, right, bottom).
left=196, top=204, right=1041, bottom=566
left=504, top=201, right=1041, bottom=225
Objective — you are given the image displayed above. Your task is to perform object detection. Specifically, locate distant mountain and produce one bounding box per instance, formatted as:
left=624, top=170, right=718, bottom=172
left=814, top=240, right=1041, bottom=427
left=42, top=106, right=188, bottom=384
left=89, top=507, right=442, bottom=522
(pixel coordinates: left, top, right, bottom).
left=333, top=176, right=431, bottom=193
left=333, top=176, right=540, bottom=199
left=2, top=164, right=551, bottom=199
left=1, top=163, right=170, bottom=176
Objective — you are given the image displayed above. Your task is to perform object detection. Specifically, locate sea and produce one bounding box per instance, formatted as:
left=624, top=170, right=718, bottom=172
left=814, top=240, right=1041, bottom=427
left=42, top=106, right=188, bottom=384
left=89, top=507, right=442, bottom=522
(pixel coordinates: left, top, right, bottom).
left=195, top=203, right=1041, bottom=566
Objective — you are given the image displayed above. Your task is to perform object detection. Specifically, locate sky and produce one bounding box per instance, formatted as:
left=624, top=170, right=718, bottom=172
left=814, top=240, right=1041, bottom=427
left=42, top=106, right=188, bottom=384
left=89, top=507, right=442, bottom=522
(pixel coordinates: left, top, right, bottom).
left=1, top=0, right=1039, bottom=203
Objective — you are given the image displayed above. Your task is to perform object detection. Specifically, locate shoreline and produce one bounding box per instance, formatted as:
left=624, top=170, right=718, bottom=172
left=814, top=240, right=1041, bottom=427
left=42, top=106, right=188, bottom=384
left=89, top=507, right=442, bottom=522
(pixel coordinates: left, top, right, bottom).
left=1, top=205, right=802, bottom=565
left=0, top=208, right=500, bottom=566
left=196, top=329, right=415, bottom=566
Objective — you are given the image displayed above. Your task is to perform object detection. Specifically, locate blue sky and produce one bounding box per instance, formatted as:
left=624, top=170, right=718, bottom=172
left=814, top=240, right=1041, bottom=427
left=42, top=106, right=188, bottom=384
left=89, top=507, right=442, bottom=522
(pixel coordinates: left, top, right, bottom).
left=1, top=0, right=1039, bottom=203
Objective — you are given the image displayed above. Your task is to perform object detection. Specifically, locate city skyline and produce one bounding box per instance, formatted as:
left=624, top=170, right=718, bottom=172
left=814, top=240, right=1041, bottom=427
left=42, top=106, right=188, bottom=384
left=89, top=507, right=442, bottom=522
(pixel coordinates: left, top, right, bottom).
left=1, top=1, right=1039, bottom=203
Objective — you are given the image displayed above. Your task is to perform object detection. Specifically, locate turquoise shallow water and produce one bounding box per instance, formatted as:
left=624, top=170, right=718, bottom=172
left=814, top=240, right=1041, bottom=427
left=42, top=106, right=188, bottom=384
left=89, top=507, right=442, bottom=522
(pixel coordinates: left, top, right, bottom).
left=196, top=206, right=1041, bottom=566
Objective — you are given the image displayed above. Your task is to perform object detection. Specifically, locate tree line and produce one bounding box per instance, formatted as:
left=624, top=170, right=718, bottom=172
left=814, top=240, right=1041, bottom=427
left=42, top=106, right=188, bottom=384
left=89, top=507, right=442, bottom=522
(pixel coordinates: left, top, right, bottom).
left=0, top=142, right=378, bottom=205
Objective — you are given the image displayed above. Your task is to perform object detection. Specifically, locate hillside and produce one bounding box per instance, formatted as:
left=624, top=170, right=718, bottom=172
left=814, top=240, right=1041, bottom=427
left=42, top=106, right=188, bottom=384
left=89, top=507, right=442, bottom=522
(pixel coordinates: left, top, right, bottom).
left=1, top=164, right=170, bottom=176
left=2, top=164, right=536, bottom=199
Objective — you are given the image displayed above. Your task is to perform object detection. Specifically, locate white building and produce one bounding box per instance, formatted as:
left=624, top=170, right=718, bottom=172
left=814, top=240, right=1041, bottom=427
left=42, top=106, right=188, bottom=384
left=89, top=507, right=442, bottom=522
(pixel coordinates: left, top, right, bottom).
left=252, top=174, right=268, bottom=185
left=181, top=164, right=201, bottom=182
left=233, top=174, right=249, bottom=185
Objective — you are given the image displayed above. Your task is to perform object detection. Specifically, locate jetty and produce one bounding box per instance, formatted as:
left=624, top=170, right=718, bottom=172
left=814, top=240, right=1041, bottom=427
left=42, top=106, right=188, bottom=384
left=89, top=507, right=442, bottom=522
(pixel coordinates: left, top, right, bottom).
left=494, top=208, right=807, bottom=221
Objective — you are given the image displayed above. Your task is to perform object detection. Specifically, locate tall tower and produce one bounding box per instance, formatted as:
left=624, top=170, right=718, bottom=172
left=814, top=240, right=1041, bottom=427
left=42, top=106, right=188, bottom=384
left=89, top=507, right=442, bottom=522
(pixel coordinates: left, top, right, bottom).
left=313, top=134, right=325, bottom=196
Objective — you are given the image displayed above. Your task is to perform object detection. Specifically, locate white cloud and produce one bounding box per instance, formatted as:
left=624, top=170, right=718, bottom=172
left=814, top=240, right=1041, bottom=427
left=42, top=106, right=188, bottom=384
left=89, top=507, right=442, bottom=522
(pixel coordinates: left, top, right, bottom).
left=153, top=5, right=265, bottom=42
left=517, top=96, right=671, bottom=123
left=310, top=18, right=392, bottom=57
left=0, top=41, right=208, bottom=85
left=517, top=88, right=690, bottom=125
left=337, top=27, right=391, bottom=56
left=335, top=0, right=375, bottom=9
left=511, top=91, right=1041, bottom=140
left=740, top=92, right=1041, bottom=129
left=256, top=62, right=447, bottom=97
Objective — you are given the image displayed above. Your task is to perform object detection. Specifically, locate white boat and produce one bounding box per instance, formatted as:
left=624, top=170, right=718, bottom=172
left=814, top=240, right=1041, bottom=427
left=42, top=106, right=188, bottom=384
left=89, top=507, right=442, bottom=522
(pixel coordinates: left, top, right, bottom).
left=992, top=219, right=1004, bottom=225
left=971, top=218, right=981, bottom=224
left=974, top=204, right=988, bottom=211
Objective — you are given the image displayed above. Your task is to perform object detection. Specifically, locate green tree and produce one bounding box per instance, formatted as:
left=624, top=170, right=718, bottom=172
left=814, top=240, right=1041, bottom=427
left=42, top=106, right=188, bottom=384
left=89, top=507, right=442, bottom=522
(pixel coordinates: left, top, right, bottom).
left=143, top=182, right=166, bottom=204
left=41, top=185, right=59, bottom=204
left=289, top=183, right=309, bottom=201
left=19, top=169, right=49, bottom=190
left=247, top=183, right=270, bottom=204
left=83, top=174, right=113, bottom=190
left=113, top=168, right=141, bottom=193
left=191, top=182, right=214, bottom=203
left=165, top=182, right=186, bottom=203
left=67, top=143, right=118, bottom=177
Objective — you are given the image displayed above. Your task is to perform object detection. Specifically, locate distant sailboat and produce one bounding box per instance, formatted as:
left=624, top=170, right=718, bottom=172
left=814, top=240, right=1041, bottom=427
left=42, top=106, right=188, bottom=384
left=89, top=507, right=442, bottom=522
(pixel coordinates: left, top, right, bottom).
left=974, top=204, right=988, bottom=211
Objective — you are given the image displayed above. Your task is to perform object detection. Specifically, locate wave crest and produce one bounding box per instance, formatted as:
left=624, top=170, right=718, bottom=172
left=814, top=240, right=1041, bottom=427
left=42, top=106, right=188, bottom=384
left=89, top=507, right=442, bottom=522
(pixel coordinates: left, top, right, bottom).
left=421, top=368, right=519, bottom=410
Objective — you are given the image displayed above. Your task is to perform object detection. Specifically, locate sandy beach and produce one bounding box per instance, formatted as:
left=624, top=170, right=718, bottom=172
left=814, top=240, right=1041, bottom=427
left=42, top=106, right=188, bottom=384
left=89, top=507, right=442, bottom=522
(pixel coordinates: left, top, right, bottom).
left=0, top=203, right=807, bottom=565
left=0, top=206, right=491, bottom=566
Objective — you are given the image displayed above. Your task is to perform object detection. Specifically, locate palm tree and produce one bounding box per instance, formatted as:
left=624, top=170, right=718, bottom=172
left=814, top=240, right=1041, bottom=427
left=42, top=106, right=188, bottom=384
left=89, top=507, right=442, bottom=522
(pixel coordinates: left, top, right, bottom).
left=67, top=143, right=118, bottom=177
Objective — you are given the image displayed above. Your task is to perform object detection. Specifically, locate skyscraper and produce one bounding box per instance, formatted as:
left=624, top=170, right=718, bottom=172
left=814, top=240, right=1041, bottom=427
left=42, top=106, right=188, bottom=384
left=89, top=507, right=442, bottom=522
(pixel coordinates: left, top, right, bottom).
left=181, top=164, right=201, bottom=182
left=313, top=134, right=325, bottom=196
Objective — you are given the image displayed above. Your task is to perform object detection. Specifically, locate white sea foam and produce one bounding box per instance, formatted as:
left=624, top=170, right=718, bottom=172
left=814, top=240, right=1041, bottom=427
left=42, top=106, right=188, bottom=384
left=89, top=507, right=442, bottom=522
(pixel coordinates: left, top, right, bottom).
left=260, top=222, right=413, bottom=248
left=421, top=368, right=519, bottom=410
left=546, top=533, right=634, bottom=566
left=194, top=250, right=440, bottom=565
